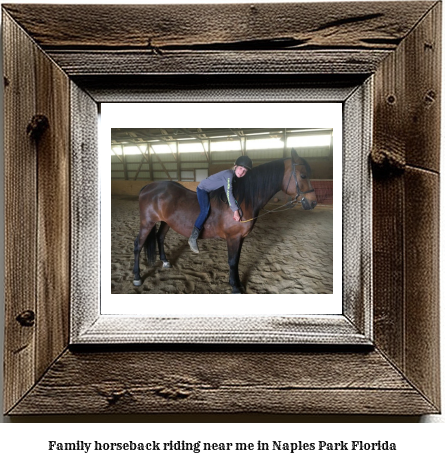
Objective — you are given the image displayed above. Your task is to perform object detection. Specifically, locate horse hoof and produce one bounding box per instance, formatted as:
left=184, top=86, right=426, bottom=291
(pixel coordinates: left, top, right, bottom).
left=162, top=261, right=172, bottom=268
left=232, top=285, right=245, bottom=294
left=133, top=279, right=142, bottom=287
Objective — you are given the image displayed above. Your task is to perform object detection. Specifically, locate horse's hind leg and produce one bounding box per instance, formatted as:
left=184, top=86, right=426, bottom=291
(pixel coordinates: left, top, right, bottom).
left=156, top=221, right=171, bottom=268
left=133, top=233, right=144, bottom=286
left=133, top=223, right=155, bottom=286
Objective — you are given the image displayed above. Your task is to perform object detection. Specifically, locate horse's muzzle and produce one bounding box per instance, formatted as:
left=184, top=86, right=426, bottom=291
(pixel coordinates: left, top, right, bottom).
left=301, top=197, right=317, bottom=210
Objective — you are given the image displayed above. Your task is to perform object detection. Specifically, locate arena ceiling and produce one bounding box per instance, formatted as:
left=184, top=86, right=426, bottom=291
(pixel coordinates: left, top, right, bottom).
left=111, top=128, right=334, bottom=182
left=111, top=128, right=332, bottom=146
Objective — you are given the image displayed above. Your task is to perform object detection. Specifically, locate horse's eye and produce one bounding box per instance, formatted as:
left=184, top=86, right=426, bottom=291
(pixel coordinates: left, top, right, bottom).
left=301, top=174, right=307, bottom=179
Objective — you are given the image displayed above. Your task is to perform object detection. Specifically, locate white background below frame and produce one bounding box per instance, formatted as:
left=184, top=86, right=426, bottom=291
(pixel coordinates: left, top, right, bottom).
left=101, top=102, right=342, bottom=316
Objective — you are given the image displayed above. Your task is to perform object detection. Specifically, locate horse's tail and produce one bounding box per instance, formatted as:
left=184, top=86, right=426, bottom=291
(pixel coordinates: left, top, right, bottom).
left=144, top=224, right=157, bottom=266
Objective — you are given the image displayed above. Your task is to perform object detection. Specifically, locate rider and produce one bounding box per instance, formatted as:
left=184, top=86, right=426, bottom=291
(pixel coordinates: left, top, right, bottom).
left=188, top=155, right=253, bottom=253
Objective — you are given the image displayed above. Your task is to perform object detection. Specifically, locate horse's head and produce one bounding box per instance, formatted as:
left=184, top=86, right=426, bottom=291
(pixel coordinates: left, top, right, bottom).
left=283, top=149, right=317, bottom=210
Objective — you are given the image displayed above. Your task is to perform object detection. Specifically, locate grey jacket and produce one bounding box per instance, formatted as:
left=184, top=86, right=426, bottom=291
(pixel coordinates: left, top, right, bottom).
left=197, top=169, right=238, bottom=212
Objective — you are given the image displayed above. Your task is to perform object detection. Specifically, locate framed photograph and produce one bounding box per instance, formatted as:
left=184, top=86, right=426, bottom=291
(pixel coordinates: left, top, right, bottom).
left=3, top=2, right=440, bottom=415
left=107, top=117, right=340, bottom=300
left=96, top=102, right=358, bottom=345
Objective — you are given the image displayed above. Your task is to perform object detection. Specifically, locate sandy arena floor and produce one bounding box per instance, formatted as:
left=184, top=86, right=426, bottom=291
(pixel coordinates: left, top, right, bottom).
left=111, top=195, right=333, bottom=294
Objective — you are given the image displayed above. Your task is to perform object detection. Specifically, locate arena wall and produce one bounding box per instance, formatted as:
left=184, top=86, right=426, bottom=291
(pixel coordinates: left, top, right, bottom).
left=111, top=179, right=333, bottom=204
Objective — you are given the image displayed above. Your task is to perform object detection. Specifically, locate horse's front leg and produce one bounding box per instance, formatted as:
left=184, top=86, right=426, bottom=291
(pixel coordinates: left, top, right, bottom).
left=133, top=223, right=155, bottom=287
left=226, top=236, right=245, bottom=294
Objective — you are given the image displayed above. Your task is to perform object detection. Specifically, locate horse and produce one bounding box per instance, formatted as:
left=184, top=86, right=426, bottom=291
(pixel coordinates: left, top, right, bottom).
left=133, top=148, right=317, bottom=293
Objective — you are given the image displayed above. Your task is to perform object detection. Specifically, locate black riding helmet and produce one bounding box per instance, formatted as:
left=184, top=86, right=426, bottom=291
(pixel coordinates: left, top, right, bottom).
left=235, top=155, right=252, bottom=171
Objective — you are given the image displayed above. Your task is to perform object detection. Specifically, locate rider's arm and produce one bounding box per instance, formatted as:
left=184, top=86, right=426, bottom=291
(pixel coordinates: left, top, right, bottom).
left=224, top=172, right=239, bottom=213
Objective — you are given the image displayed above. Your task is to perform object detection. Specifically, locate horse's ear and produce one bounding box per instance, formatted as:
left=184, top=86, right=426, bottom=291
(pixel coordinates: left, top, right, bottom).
left=291, top=147, right=300, bottom=162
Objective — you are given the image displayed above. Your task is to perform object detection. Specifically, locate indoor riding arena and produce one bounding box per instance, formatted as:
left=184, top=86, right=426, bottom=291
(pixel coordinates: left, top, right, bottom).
left=111, top=128, right=334, bottom=294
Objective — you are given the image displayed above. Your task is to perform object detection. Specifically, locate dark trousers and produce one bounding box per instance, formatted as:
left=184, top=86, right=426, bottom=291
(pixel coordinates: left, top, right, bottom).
left=194, top=188, right=210, bottom=230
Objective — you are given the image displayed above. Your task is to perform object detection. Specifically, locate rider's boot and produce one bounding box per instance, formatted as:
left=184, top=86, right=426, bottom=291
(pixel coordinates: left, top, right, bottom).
left=188, top=226, right=200, bottom=253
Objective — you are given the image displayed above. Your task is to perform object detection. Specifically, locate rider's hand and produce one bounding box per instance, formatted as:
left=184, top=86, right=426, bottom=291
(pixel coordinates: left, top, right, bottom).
left=233, top=210, right=241, bottom=222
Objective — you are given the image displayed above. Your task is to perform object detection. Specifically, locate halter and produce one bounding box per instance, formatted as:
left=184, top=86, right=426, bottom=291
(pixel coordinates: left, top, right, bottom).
left=286, top=162, right=315, bottom=202
left=239, top=161, right=314, bottom=223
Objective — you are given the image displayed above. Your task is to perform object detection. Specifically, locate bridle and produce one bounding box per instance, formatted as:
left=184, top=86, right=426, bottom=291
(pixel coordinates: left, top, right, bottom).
left=239, top=161, right=314, bottom=223
left=286, top=162, right=315, bottom=203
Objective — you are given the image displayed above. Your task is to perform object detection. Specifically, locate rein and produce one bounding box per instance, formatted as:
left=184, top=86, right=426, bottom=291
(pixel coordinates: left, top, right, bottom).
left=239, top=198, right=300, bottom=223
left=239, top=162, right=314, bottom=224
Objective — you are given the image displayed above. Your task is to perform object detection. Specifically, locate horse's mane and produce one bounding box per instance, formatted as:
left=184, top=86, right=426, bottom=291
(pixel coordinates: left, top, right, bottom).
left=209, top=159, right=286, bottom=210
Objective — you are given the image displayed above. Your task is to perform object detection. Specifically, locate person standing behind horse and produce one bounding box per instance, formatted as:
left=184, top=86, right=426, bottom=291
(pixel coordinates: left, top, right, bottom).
left=188, top=155, right=253, bottom=253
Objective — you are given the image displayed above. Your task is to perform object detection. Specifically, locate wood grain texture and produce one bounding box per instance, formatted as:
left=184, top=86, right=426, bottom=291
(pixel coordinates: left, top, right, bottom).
left=372, top=2, right=441, bottom=172
left=3, top=11, right=71, bottom=412
left=8, top=349, right=437, bottom=415
left=3, top=1, right=433, bottom=78
left=46, top=50, right=390, bottom=76
left=404, top=2, right=441, bottom=172
left=2, top=2, right=435, bottom=49
left=35, top=35, right=71, bottom=381
left=2, top=2, right=441, bottom=416
left=372, top=15, right=406, bottom=371
left=372, top=2, right=441, bottom=411
left=74, top=316, right=371, bottom=345
left=404, top=167, right=440, bottom=407
left=70, top=83, right=99, bottom=338
left=372, top=175, right=405, bottom=368
left=3, top=12, right=38, bottom=414
left=342, top=80, right=372, bottom=336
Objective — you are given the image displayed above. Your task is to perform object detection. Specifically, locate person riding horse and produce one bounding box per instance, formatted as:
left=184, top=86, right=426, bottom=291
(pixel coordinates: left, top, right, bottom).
left=133, top=149, right=316, bottom=292
left=188, top=155, right=253, bottom=253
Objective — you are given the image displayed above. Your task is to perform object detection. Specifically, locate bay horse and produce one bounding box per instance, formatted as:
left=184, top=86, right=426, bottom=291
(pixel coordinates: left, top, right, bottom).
left=133, top=148, right=317, bottom=293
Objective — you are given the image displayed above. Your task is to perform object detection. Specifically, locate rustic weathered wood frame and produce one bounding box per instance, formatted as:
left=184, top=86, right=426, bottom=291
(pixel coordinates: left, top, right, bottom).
left=76, top=92, right=370, bottom=346
left=3, top=2, right=441, bottom=415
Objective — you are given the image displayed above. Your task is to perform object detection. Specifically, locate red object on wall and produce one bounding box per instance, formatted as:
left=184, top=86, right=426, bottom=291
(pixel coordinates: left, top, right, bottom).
left=311, top=180, right=333, bottom=205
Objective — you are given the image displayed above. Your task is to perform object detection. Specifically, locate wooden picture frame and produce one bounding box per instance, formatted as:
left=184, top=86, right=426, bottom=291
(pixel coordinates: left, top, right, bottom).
left=2, top=2, right=440, bottom=415
left=77, top=97, right=366, bottom=345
